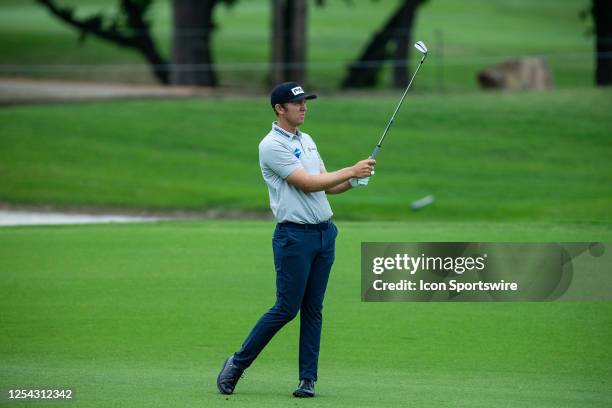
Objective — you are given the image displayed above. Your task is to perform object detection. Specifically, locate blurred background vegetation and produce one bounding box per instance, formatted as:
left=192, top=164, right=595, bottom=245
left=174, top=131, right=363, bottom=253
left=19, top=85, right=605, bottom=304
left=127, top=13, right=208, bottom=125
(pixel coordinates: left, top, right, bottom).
left=0, top=0, right=602, bottom=90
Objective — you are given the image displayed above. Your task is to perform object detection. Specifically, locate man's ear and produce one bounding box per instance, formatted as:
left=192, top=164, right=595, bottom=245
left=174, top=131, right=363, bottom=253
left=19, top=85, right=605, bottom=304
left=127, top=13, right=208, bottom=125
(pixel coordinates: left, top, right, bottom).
left=274, top=103, right=285, bottom=115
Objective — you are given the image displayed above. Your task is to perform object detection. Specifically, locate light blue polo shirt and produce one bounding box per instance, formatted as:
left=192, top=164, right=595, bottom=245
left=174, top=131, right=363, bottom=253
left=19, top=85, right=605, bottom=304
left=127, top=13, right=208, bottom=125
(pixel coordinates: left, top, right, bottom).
left=259, top=122, right=333, bottom=223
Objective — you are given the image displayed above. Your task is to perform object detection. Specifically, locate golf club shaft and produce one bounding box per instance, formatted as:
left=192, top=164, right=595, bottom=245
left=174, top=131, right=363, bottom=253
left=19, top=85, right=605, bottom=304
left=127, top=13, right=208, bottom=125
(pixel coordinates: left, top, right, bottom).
left=370, top=54, right=427, bottom=160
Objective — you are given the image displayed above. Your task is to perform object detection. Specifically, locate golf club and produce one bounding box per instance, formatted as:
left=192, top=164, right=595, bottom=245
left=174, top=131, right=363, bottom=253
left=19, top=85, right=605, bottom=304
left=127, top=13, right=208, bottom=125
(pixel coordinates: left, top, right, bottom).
left=356, top=41, right=428, bottom=186
left=371, top=40, right=428, bottom=160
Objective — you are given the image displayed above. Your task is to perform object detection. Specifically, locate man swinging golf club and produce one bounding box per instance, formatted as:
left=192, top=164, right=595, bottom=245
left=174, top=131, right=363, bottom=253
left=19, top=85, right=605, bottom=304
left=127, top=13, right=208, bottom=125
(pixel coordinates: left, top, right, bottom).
left=216, top=82, right=375, bottom=398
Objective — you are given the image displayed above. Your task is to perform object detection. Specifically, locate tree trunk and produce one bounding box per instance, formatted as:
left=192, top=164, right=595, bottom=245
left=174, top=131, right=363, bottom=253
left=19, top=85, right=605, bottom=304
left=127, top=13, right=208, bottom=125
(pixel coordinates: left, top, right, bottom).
left=593, top=0, right=612, bottom=86
left=271, top=0, right=307, bottom=85
left=171, top=0, right=217, bottom=86
left=392, top=2, right=420, bottom=88
left=342, top=0, right=423, bottom=89
left=392, top=25, right=409, bottom=88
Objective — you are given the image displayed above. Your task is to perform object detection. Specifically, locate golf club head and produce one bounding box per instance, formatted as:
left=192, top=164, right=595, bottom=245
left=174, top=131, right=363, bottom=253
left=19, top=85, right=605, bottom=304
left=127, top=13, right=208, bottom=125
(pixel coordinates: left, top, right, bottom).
left=414, top=41, right=428, bottom=55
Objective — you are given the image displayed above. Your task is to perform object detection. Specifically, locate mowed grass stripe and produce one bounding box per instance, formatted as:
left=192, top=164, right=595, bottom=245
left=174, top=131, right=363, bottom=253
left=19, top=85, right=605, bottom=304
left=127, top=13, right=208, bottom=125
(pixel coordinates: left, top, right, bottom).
left=0, top=221, right=611, bottom=407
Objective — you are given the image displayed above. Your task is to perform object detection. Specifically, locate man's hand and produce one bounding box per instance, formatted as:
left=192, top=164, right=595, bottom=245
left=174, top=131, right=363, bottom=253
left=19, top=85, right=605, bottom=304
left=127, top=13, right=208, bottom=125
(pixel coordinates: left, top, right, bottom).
left=351, top=158, right=376, bottom=178
left=350, top=158, right=375, bottom=187
left=350, top=168, right=375, bottom=187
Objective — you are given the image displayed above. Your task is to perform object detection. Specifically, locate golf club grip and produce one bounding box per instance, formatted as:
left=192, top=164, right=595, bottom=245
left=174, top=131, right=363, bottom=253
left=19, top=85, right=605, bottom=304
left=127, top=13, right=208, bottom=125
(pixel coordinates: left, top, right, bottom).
left=370, top=145, right=381, bottom=160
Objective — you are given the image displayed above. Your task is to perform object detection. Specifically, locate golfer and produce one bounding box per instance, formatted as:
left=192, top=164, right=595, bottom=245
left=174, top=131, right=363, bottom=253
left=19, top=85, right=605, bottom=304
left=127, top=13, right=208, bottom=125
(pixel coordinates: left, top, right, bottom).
left=217, top=82, right=375, bottom=398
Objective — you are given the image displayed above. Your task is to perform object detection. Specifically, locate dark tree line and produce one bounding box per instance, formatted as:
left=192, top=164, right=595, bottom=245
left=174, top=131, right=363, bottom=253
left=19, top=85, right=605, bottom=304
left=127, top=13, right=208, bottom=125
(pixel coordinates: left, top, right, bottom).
left=36, top=0, right=612, bottom=88
left=37, top=0, right=426, bottom=89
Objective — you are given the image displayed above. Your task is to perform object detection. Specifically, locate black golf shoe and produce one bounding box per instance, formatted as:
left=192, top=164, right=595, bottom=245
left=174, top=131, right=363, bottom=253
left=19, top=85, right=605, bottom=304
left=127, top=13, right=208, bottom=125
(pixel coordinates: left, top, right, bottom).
left=216, top=356, right=244, bottom=395
left=293, top=379, right=315, bottom=398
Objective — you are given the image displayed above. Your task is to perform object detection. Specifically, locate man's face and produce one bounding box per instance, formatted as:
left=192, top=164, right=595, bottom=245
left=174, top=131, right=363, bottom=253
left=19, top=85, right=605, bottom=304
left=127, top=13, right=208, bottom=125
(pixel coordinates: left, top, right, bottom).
left=277, top=100, right=307, bottom=126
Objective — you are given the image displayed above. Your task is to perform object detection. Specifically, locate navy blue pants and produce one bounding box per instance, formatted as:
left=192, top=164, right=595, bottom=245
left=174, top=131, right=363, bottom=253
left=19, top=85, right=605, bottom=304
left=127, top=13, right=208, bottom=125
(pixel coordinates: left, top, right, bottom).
left=232, top=221, right=337, bottom=381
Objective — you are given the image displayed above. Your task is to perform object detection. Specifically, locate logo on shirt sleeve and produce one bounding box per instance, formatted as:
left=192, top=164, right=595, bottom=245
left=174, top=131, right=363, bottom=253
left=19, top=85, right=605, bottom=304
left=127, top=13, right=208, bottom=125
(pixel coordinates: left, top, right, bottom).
left=293, top=147, right=302, bottom=158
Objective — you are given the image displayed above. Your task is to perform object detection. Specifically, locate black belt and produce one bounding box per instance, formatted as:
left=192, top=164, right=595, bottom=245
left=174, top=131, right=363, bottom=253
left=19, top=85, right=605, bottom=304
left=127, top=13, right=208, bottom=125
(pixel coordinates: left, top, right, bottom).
left=279, top=220, right=331, bottom=231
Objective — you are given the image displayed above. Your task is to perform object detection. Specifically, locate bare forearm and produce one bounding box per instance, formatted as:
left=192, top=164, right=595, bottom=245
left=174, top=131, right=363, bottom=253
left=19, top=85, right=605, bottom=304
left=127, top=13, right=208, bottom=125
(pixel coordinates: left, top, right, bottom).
left=287, top=158, right=375, bottom=193
left=299, top=167, right=354, bottom=193
left=325, top=180, right=352, bottom=194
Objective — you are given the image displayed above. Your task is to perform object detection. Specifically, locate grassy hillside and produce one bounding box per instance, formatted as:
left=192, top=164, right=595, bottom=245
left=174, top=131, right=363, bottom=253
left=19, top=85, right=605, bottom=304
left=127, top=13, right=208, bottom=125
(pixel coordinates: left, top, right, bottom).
left=1, top=89, right=611, bottom=222
left=1, top=220, right=610, bottom=407
left=0, top=0, right=594, bottom=90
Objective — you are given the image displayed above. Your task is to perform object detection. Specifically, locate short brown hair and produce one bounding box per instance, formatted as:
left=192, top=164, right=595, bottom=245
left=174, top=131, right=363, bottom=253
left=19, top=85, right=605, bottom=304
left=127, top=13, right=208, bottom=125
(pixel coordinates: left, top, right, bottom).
left=272, top=103, right=287, bottom=116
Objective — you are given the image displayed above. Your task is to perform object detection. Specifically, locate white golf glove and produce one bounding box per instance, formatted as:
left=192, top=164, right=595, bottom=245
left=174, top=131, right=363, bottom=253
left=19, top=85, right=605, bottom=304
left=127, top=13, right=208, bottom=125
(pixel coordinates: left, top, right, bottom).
left=350, top=170, right=374, bottom=188
left=350, top=177, right=369, bottom=187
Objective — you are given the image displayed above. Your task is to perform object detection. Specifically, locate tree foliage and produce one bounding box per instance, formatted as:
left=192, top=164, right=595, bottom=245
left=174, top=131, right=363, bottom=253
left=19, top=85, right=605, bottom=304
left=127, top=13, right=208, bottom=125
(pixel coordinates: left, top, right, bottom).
left=37, top=0, right=237, bottom=86
left=37, top=0, right=169, bottom=83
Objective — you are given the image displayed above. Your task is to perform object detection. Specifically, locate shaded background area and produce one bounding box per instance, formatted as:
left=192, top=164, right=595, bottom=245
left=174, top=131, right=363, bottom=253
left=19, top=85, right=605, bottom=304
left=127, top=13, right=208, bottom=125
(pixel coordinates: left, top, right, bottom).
left=0, top=0, right=601, bottom=90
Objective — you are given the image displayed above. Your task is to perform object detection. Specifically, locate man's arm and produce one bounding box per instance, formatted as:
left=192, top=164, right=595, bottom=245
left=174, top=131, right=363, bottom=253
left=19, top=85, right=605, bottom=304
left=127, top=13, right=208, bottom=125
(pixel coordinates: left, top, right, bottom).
left=286, top=159, right=375, bottom=193
left=320, top=164, right=352, bottom=194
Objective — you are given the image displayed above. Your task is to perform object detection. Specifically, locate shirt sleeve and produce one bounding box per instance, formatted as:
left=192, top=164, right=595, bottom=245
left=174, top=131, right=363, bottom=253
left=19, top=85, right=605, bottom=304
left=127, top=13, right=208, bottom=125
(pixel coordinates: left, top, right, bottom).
left=260, top=140, right=302, bottom=179
left=309, top=135, right=325, bottom=169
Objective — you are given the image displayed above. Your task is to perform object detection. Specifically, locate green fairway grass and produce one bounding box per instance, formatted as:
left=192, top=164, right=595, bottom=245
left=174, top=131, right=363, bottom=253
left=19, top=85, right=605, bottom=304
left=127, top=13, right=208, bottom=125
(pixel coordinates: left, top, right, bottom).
left=1, top=220, right=611, bottom=407
left=1, top=89, right=611, bottom=222
left=0, top=0, right=594, bottom=90
left=2, top=2, right=609, bottom=407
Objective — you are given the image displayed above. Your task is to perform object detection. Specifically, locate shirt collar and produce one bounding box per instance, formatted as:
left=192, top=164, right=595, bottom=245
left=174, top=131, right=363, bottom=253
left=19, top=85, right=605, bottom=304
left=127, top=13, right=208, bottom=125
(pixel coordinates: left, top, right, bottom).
left=272, top=122, right=301, bottom=140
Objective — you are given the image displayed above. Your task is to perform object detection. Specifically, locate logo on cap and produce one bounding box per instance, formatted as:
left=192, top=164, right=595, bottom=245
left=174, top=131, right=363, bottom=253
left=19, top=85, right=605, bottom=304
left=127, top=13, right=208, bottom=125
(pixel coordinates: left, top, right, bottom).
left=291, top=86, right=304, bottom=96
